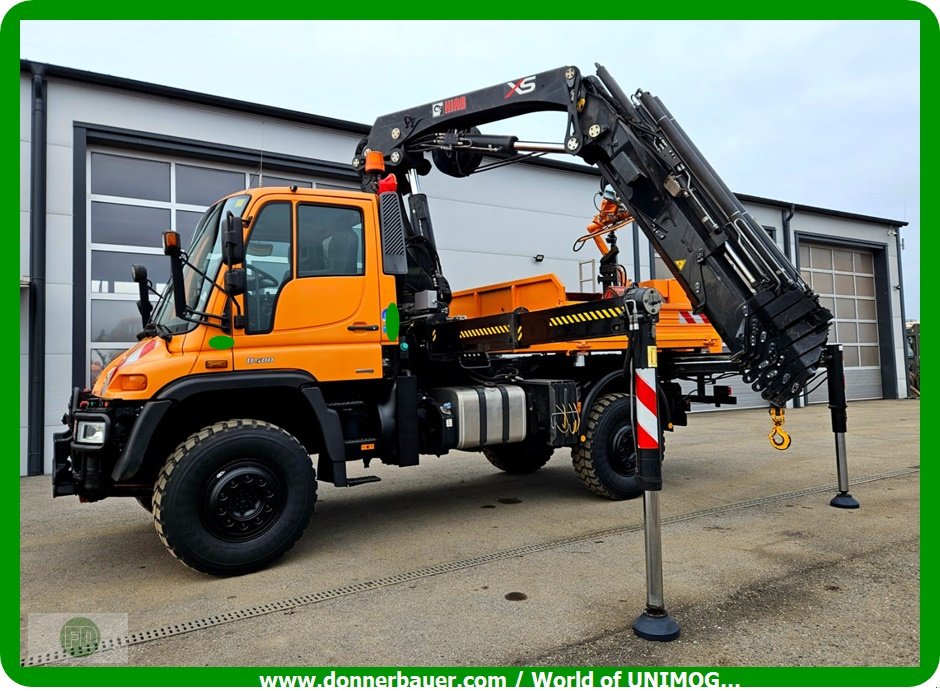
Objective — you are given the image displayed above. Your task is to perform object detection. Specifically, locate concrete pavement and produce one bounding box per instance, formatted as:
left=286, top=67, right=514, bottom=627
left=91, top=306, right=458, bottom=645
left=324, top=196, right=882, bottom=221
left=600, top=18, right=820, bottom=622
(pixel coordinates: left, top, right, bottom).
left=19, top=399, right=920, bottom=667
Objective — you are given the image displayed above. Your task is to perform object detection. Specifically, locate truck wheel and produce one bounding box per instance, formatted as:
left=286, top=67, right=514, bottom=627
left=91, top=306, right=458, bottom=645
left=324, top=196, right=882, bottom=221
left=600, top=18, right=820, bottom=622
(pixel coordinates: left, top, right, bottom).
left=153, top=419, right=317, bottom=576
left=482, top=443, right=553, bottom=474
left=572, top=393, right=644, bottom=500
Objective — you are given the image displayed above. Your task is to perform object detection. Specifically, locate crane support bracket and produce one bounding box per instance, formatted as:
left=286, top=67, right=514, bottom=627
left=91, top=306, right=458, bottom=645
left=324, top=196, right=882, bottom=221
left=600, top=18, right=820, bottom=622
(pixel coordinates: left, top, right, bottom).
left=428, top=294, right=631, bottom=356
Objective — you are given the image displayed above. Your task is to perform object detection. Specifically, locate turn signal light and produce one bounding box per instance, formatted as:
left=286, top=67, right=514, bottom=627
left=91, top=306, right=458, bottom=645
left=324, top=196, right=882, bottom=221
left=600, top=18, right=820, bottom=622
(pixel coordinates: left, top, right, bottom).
left=162, top=230, right=181, bottom=255
left=365, top=150, right=386, bottom=173
left=119, top=374, right=148, bottom=391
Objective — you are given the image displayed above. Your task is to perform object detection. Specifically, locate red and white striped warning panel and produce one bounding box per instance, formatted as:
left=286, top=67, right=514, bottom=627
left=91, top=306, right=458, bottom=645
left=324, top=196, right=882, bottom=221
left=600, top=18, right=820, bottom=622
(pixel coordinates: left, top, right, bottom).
left=123, top=339, right=157, bottom=365
left=635, top=367, right=659, bottom=449
left=678, top=310, right=709, bottom=324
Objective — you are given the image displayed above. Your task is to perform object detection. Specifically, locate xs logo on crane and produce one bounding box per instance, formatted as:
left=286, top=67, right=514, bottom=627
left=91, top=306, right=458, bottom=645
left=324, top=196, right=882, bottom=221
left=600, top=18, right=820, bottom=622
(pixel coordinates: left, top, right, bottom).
left=505, top=76, right=537, bottom=98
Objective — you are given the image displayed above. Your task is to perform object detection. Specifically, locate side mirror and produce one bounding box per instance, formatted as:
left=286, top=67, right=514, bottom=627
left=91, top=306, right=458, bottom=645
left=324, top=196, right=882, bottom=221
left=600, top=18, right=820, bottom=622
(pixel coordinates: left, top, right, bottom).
left=222, top=211, right=245, bottom=266
left=131, top=264, right=152, bottom=329
left=162, top=230, right=188, bottom=319
left=224, top=268, right=246, bottom=296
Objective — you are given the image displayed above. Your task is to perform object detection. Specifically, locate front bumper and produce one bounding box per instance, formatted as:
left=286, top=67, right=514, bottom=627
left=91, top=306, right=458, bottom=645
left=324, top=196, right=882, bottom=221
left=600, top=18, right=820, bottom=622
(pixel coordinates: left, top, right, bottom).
left=51, top=388, right=141, bottom=500
left=52, top=423, right=113, bottom=500
left=51, top=429, right=75, bottom=497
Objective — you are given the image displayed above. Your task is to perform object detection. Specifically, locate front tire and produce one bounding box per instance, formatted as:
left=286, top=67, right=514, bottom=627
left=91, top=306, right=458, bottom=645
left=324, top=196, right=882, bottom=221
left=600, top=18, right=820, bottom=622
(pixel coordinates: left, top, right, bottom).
left=572, top=393, right=643, bottom=500
left=482, top=442, right=553, bottom=474
left=153, top=419, right=317, bottom=576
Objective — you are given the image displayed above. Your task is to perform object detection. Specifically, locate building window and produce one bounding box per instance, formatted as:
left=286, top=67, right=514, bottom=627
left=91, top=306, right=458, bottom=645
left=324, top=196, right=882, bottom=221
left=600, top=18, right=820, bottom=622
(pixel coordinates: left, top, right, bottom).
left=91, top=153, right=170, bottom=201
left=176, top=164, right=245, bottom=206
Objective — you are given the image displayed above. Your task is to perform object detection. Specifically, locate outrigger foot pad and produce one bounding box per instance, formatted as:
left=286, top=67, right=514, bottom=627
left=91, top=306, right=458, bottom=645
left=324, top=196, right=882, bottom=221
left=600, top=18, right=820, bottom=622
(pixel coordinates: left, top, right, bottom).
left=632, top=609, right=680, bottom=642
left=830, top=492, right=860, bottom=509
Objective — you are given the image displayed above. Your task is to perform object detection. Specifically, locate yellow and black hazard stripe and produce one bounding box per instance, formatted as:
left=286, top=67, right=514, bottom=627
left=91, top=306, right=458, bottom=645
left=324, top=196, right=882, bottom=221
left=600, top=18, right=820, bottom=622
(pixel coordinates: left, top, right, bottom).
left=459, top=324, right=512, bottom=339
left=548, top=305, right=625, bottom=327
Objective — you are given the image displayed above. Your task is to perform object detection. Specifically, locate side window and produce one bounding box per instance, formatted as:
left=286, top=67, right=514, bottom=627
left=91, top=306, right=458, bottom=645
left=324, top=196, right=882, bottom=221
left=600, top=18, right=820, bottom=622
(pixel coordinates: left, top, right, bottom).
left=297, top=204, right=364, bottom=277
left=245, top=201, right=292, bottom=333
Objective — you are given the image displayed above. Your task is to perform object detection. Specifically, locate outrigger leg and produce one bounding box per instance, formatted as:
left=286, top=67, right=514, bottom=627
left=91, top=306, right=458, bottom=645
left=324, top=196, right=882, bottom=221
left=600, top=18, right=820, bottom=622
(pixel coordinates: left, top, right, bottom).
left=626, top=287, right=681, bottom=642
left=826, top=344, right=859, bottom=509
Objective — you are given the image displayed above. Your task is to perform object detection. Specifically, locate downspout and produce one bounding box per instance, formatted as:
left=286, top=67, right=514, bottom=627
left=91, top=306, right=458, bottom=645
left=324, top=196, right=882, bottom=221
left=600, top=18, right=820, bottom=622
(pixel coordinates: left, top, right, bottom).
left=781, top=204, right=800, bottom=407
left=27, top=63, right=47, bottom=476
left=632, top=221, right=641, bottom=283
left=781, top=203, right=794, bottom=262
left=895, top=226, right=910, bottom=398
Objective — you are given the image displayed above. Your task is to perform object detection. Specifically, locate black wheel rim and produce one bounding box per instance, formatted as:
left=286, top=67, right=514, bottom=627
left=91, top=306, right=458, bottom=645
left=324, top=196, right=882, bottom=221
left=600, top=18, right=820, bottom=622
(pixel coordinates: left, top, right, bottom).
left=609, top=423, right=637, bottom=477
left=201, top=461, right=285, bottom=542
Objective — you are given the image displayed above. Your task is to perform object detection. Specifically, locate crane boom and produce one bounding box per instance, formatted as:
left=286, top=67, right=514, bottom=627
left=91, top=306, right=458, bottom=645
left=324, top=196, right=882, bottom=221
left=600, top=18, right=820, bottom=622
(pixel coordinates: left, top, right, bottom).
left=355, top=64, right=832, bottom=405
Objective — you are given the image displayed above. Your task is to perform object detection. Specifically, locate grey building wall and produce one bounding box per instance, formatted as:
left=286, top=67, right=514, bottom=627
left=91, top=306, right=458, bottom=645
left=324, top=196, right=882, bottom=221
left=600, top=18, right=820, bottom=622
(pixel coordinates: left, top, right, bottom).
left=20, top=76, right=32, bottom=476
left=19, top=65, right=909, bottom=474
left=420, top=162, right=602, bottom=291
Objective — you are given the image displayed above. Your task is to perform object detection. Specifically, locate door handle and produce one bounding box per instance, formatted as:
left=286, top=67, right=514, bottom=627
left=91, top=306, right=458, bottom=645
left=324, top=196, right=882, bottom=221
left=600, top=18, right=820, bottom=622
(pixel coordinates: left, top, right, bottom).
left=347, top=324, right=379, bottom=332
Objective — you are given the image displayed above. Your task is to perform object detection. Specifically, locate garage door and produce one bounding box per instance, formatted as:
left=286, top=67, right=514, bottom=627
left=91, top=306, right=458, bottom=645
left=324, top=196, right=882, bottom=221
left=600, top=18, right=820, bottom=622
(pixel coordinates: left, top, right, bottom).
left=799, top=242, right=882, bottom=402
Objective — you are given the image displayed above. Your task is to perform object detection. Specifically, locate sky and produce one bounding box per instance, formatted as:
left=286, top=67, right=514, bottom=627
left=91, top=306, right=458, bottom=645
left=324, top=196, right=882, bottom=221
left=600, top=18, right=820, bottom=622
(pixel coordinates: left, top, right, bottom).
left=20, top=19, right=921, bottom=318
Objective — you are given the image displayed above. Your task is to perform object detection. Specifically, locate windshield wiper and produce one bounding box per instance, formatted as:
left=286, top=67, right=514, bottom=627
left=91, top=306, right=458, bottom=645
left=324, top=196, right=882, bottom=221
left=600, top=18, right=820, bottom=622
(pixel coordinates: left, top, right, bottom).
left=137, top=321, right=173, bottom=343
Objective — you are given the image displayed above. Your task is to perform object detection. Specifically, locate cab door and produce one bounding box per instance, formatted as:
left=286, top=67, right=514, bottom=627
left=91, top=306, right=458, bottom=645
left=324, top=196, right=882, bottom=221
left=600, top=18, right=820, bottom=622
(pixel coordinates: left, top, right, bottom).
left=231, top=194, right=383, bottom=381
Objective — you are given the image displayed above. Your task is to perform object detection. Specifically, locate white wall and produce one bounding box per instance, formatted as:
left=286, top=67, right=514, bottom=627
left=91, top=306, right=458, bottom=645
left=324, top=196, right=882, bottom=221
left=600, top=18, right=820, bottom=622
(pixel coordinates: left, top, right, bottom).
left=419, top=164, right=600, bottom=291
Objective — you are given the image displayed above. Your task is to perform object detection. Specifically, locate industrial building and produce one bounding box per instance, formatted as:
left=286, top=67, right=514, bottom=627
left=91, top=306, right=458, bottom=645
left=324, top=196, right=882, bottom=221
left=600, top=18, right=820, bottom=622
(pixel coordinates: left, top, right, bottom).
left=19, top=60, right=910, bottom=476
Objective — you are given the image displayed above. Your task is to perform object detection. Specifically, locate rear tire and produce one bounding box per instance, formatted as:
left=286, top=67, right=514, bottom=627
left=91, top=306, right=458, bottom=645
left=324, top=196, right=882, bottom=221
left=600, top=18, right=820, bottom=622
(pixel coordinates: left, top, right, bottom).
left=153, top=419, right=317, bottom=576
left=483, top=442, right=553, bottom=474
left=572, top=393, right=644, bottom=500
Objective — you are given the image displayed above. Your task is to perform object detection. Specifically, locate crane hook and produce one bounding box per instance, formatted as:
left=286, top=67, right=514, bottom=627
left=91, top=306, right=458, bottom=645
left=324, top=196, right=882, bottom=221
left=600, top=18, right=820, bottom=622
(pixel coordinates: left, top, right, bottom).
left=768, top=406, right=791, bottom=450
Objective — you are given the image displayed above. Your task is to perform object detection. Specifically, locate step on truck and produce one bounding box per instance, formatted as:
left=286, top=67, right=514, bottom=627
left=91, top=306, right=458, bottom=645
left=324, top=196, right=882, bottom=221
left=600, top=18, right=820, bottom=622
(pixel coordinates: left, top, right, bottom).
left=53, top=64, right=835, bottom=578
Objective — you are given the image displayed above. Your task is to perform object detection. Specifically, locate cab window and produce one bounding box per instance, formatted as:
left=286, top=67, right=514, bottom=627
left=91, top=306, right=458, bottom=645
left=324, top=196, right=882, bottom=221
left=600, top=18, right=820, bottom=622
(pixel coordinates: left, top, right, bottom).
left=245, top=201, right=292, bottom=333
left=297, top=204, right=364, bottom=277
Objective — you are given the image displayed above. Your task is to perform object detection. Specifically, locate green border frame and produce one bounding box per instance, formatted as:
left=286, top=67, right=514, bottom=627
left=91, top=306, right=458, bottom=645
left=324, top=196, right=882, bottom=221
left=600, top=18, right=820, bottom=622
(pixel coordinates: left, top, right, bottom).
left=5, top=2, right=932, bottom=686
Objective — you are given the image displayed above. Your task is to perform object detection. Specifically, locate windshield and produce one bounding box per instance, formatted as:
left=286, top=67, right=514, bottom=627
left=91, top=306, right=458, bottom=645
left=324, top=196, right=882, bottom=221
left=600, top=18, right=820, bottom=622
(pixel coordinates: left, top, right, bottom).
left=151, top=194, right=250, bottom=334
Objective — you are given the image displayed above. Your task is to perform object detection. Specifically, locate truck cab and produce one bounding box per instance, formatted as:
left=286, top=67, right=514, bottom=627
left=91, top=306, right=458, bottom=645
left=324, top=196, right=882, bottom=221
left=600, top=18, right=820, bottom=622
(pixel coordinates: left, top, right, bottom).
left=94, top=188, right=397, bottom=403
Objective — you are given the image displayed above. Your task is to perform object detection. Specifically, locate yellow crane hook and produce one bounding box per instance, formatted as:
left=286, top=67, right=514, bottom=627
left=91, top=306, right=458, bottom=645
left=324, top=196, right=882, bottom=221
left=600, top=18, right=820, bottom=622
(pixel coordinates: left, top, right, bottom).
left=768, top=406, right=791, bottom=451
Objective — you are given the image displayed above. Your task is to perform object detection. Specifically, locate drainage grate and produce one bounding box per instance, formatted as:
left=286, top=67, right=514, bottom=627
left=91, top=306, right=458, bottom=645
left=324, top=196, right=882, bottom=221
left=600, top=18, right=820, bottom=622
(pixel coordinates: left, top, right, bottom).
left=21, top=467, right=917, bottom=667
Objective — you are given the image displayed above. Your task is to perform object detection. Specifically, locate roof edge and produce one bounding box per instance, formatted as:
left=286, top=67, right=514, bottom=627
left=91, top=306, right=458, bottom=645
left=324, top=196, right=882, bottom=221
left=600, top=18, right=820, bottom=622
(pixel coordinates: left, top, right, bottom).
left=735, top=193, right=907, bottom=228
left=20, top=58, right=370, bottom=137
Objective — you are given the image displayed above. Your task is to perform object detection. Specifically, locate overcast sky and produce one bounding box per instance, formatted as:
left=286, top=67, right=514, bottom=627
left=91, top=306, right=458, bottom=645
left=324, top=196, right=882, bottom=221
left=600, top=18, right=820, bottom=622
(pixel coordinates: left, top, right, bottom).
left=20, top=19, right=920, bottom=318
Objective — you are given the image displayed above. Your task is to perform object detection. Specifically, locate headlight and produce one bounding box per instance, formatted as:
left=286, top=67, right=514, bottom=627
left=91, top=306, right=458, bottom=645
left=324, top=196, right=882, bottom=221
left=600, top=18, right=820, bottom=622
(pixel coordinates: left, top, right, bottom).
left=75, top=420, right=107, bottom=445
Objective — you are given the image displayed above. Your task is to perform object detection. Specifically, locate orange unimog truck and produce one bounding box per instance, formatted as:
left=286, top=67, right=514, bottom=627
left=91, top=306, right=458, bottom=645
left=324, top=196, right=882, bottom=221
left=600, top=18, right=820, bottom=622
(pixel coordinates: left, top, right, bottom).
left=53, top=65, right=832, bottom=576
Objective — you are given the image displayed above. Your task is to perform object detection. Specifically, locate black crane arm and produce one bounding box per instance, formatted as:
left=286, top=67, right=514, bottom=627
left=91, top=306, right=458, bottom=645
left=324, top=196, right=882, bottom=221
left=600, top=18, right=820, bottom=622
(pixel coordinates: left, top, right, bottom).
left=355, top=65, right=832, bottom=406
left=357, top=66, right=585, bottom=171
